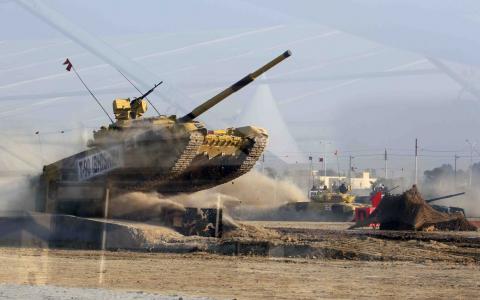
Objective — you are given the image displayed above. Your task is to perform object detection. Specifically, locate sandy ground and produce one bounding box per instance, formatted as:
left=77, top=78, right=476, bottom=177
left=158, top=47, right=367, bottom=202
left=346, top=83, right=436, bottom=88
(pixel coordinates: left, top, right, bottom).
left=243, top=220, right=353, bottom=230
left=0, top=283, right=211, bottom=300
left=0, top=247, right=479, bottom=299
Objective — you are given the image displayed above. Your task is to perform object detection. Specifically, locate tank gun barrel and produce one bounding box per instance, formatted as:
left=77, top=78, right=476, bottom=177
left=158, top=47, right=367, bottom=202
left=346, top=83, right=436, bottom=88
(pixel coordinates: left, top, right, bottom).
left=179, top=50, right=291, bottom=122
left=425, top=192, right=465, bottom=203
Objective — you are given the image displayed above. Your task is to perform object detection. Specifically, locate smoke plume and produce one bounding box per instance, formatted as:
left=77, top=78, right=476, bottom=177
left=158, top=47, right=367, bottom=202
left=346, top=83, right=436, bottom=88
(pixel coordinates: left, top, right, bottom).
left=421, top=164, right=480, bottom=217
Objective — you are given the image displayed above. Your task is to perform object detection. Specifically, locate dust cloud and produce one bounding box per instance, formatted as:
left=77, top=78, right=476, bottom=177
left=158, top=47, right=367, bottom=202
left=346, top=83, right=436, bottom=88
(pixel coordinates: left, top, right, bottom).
left=0, top=177, right=36, bottom=211
left=185, top=170, right=307, bottom=208
left=0, top=138, right=41, bottom=211
left=108, top=192, right=185, bottom=220
left=108, top=170, right=306, bottom=221
left=0, top=129, right=89, bottom=211
left=431, top=189, right=480, bottom=218
left=421, top=164, right=480, bottom=217
left=422, top=182, right=480, bottom=217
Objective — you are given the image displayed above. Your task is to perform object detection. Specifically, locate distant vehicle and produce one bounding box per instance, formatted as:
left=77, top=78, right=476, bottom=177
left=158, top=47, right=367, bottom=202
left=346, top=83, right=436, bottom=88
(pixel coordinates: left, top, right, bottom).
left=430, top=204, right=466, bottom=216
left=426, top=192, right=466, bottom=216
left=280, top=183, right=360, bottom=221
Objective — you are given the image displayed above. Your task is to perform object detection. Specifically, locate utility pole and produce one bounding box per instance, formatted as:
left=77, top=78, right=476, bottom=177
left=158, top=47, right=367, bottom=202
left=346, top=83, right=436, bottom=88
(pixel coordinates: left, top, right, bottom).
left=414, top=138, right=418, bottom=185
left=335, top=150, right=340, bottom=177
left=466, top=139, right=474, bottom=187
left=348, top=155, right=353, bottom=187
left=454, top=153, right=459, bottom=189
left=308, top=155, right=313, bottom=189
left=470, top=145, right=473, bottom=187
left=384, top=148, right=388, bottom=179
left=401, top=167, right=405, bottom=191
left=323, top=143, right=327, bottom=178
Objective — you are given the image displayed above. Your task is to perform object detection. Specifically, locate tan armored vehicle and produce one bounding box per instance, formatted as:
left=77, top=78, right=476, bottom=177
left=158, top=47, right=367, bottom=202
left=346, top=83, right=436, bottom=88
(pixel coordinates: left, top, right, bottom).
left=280, top=184, right=359, bottom=221
left=36, top=51, right=291, bottom=216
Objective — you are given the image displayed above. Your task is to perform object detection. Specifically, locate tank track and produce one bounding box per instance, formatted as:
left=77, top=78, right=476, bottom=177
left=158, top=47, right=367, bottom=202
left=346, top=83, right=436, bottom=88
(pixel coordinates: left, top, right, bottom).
left=169, top=131, right=205, bottom=177
left=180, top=135, right=268, bottom=193
left=120, top=133, right=265, bottom=193
left=125, top=131, right=205, bottom=192
left=226, top=135, right=267, bottom=180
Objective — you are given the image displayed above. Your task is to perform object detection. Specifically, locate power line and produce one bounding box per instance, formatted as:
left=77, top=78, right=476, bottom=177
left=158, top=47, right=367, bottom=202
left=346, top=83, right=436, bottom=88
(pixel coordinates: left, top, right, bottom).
left=420, top=147, right=469, bottom=153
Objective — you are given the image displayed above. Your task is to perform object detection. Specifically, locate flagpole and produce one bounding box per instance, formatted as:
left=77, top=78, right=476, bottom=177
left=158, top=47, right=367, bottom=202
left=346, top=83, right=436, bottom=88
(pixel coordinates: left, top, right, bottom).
left=64, top=59, right=114, bottom=124
left=72, top=66, right=114, bottom=124
left=335, top=151, right=340, bottom=177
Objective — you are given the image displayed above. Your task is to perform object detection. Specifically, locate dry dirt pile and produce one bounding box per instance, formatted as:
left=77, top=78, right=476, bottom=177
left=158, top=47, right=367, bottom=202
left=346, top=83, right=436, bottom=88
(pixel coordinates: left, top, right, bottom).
left=222, top=223, right=282, bottom=241
left=351, top=186, right=477, bottom=231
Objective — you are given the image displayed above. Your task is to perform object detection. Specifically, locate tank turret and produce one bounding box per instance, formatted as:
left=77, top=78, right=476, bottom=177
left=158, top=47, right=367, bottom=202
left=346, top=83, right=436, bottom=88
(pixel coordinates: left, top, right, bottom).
left=112, top=81, right=162, bottom=121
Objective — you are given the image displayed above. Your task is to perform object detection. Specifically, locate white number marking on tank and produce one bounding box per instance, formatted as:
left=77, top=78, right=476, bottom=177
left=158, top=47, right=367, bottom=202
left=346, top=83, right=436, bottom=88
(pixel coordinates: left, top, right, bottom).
left=76, top=146, right=123, bottom=181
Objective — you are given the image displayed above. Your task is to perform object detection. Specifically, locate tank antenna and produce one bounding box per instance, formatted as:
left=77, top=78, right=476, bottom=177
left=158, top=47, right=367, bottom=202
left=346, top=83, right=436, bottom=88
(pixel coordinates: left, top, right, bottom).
left=115, top=69, right=162, bottom=116
left=63, top=58, right=114, bottom=124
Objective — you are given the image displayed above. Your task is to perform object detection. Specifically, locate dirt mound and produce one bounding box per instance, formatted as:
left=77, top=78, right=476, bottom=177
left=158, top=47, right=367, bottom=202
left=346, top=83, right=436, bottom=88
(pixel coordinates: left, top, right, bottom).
left=222, top=222, right=282, bottom=241
left=350, top=186, right=477, bottom=231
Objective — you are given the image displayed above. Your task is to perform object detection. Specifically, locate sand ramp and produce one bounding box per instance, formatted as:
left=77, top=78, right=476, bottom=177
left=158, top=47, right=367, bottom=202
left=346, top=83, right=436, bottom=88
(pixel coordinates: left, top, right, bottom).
left=350, top=186, right=477, bottom=231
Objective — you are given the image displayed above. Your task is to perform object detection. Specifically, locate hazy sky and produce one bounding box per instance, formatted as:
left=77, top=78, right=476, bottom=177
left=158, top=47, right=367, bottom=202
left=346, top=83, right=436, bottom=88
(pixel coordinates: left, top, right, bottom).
left=2, top=0, right=480, bottom=182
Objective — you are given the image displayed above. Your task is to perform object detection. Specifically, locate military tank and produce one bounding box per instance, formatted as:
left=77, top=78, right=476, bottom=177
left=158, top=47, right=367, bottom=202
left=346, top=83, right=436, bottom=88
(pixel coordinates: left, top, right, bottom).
left=35, top=51, right=291, bottom=216
left=279, top=184, right=359, bottom=221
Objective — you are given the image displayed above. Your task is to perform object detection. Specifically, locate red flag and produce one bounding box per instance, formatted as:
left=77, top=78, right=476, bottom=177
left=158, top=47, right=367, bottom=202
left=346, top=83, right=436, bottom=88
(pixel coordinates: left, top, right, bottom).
left=63, top=58, right=73, bottom=71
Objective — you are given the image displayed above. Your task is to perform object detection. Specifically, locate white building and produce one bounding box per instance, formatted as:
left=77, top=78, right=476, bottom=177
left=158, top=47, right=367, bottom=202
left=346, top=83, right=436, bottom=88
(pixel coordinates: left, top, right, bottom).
left=314, top=171, right=376, bottom=191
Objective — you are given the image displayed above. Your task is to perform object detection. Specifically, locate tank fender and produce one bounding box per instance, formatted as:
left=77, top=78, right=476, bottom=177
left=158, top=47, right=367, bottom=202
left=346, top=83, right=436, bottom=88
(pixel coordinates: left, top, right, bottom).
left=233, top=126, right=268, bottom=139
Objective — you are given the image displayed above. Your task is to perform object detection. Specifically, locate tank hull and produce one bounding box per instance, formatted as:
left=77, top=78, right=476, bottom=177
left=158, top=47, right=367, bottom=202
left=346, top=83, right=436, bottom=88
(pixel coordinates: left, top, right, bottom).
left=37, top=123, right=267, bottom=216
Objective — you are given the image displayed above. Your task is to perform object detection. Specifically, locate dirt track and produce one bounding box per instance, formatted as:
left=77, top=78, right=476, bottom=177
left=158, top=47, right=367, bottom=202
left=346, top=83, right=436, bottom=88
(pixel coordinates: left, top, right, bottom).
left=0, top=220, right=479, bottom=299
left=0, top=247, right=478, bottom=299
left=230, top=221, right=480, bottom=264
